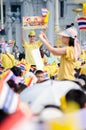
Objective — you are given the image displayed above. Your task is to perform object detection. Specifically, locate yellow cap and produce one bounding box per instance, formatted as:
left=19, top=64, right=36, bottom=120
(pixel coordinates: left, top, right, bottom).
left=28, top=30, right=36, bottom=36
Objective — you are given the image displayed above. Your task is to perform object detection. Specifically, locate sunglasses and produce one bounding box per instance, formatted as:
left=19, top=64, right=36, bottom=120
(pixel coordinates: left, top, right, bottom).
left=29, top=35, right=35, bottom=38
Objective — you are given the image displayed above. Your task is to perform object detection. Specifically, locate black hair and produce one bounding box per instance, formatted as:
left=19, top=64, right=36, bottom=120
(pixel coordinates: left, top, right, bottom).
left=11, top=66, right=22, bottom=76
left=35, top=70, right=44, bottom=75
left=7, top=79, right=18, bottom=93
left=19, top=53, right=25, bottom=61
left=78, top=74, right=86, bottom=91
left=74, top=68, right=81, bottom=78
left=69, top=37, right=74, bottom=47
left=44, top=104, right=62, bottom=111
left=7, top=79, right=27, bottom=94
left=17, top=83, right=27, bottom=93
left=65, top=89, right=86, bottom=108
left=29, top=65, right=37, bottom=73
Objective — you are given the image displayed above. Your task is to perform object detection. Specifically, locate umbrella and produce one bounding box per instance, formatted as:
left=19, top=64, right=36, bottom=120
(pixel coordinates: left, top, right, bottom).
left=20, top=80, right=82, bottom=114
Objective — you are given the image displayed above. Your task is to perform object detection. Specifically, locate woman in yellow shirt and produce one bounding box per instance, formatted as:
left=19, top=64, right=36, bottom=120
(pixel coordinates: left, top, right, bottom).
left=39, top=27, right=81, bottom=80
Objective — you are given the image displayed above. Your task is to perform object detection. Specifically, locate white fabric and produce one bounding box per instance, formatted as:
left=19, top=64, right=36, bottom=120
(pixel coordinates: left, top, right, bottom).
left=74, top=37, right=81, bottom=60
left=32, top=48, right=44, bottom=70
left=20, top=80, right=82, bottom=114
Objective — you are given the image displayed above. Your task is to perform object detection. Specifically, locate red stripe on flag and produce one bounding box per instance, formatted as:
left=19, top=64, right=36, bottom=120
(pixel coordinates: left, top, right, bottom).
left=79, top=27, right=86, bottom=30
left=77, top=17, right=86, bottom=21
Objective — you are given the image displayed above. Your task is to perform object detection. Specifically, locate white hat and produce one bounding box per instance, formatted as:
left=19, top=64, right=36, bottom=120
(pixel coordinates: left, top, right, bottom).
left=58, top=27, right=81, bottom=60
left=58, top=27, right=78, bottom=39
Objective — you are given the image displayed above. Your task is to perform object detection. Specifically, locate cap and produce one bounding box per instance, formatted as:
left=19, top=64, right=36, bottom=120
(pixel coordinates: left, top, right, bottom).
left=58, top=27, right=77, bottom=39
left=28, top=30, right=36, bottom=36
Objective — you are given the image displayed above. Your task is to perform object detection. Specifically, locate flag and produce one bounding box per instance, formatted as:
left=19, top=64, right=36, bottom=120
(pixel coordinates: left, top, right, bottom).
left=9, top=39, right=15, bottom=43
left=25, top=77, right=33, bottom=87
left=7, top=43, right=13, bottom=47
left=3, top=70, right=14, bottom=82
left=77, top=17, right=86, bottom=30
left=41, top=8, right=48, bottom=16
left=44, top=10, right=50, bottom=23
left=17, top=62, right=26, bottom=71
left=0, top=80, right=19, bottom=113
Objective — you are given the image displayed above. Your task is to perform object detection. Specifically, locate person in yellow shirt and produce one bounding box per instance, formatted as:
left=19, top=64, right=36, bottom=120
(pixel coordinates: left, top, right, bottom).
left=0, top=50, right=15, bottom=70
left=39, top=27, right=81, bottom=80
left=22, top=30, right=43, bottom=66
left=80, top=64, right=86, bottom=75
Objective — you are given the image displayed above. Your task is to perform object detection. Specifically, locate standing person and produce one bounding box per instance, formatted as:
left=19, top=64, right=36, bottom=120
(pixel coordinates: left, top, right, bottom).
left=13, top=45, right=20, bottom=60
left=39, top=27, right=81, bottom=80
left=22, top=30, right=43, bottom=67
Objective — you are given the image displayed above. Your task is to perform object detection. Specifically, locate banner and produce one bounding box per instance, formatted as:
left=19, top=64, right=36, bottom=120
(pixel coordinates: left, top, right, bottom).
left=22, top=16, right=48, bottom=29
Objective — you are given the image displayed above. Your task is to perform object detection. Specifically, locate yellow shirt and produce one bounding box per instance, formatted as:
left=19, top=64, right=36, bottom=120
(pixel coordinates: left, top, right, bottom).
left=23, top=40, right=42, bottom=65
left=1, top=52, right=15, bottom=69
left=80, top=64, right=86, bottom=75
left=58, top=46, right=76, bottom=80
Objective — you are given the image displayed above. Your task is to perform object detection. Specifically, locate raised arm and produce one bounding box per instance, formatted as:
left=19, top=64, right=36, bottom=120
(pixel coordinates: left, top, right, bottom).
left=39, top=32, right=66, bottom=55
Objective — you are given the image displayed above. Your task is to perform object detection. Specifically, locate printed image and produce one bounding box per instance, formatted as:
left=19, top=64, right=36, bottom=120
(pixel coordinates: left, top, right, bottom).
left=22, top=16, right=47, bottom=28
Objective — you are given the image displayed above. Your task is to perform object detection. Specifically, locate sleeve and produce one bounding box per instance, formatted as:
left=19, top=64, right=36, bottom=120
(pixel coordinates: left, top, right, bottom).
left=37, top=40, right=42, bottom=47
left=65, top=46, right=74, bottom=61
left=22, top=42, right=28, bottom=48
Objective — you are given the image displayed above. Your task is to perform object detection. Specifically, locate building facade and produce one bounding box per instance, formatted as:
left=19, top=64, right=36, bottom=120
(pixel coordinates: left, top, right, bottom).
left=0, top=0, right=86, bottom=52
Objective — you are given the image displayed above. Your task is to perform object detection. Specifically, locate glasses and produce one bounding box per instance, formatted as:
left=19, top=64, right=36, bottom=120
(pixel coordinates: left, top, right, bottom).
left=29, top=35, right=35, bottom=38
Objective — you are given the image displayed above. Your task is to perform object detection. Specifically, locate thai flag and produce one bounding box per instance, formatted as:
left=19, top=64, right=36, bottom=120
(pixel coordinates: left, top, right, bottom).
left=25, top=77, right=33, bottom=87
left=17, top=63, right=26, bottom=71
left=77, top=17, right=86, bottom=30
left=41, top=8, right=48, bottom=16
left=3, top=70, right=15, bottom=82
left=0, top=80, right=19, bottom=113
left=7, top=43, right=13, bottom=47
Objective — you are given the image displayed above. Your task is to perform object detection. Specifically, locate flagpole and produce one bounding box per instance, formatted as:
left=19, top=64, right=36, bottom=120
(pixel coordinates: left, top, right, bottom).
left=55, top=0, right=60, bottom=32
left=1, top=0, right=4, bottom=29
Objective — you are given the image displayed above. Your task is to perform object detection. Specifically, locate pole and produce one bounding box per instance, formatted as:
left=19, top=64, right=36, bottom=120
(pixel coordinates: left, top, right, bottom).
left=1, top=0, right=4, bottom=29
left=55, top=0, right=60, bottom=32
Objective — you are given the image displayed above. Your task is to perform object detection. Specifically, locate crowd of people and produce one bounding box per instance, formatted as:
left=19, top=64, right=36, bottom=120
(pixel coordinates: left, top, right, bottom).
left=0, top=26, right=86, bottom=130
